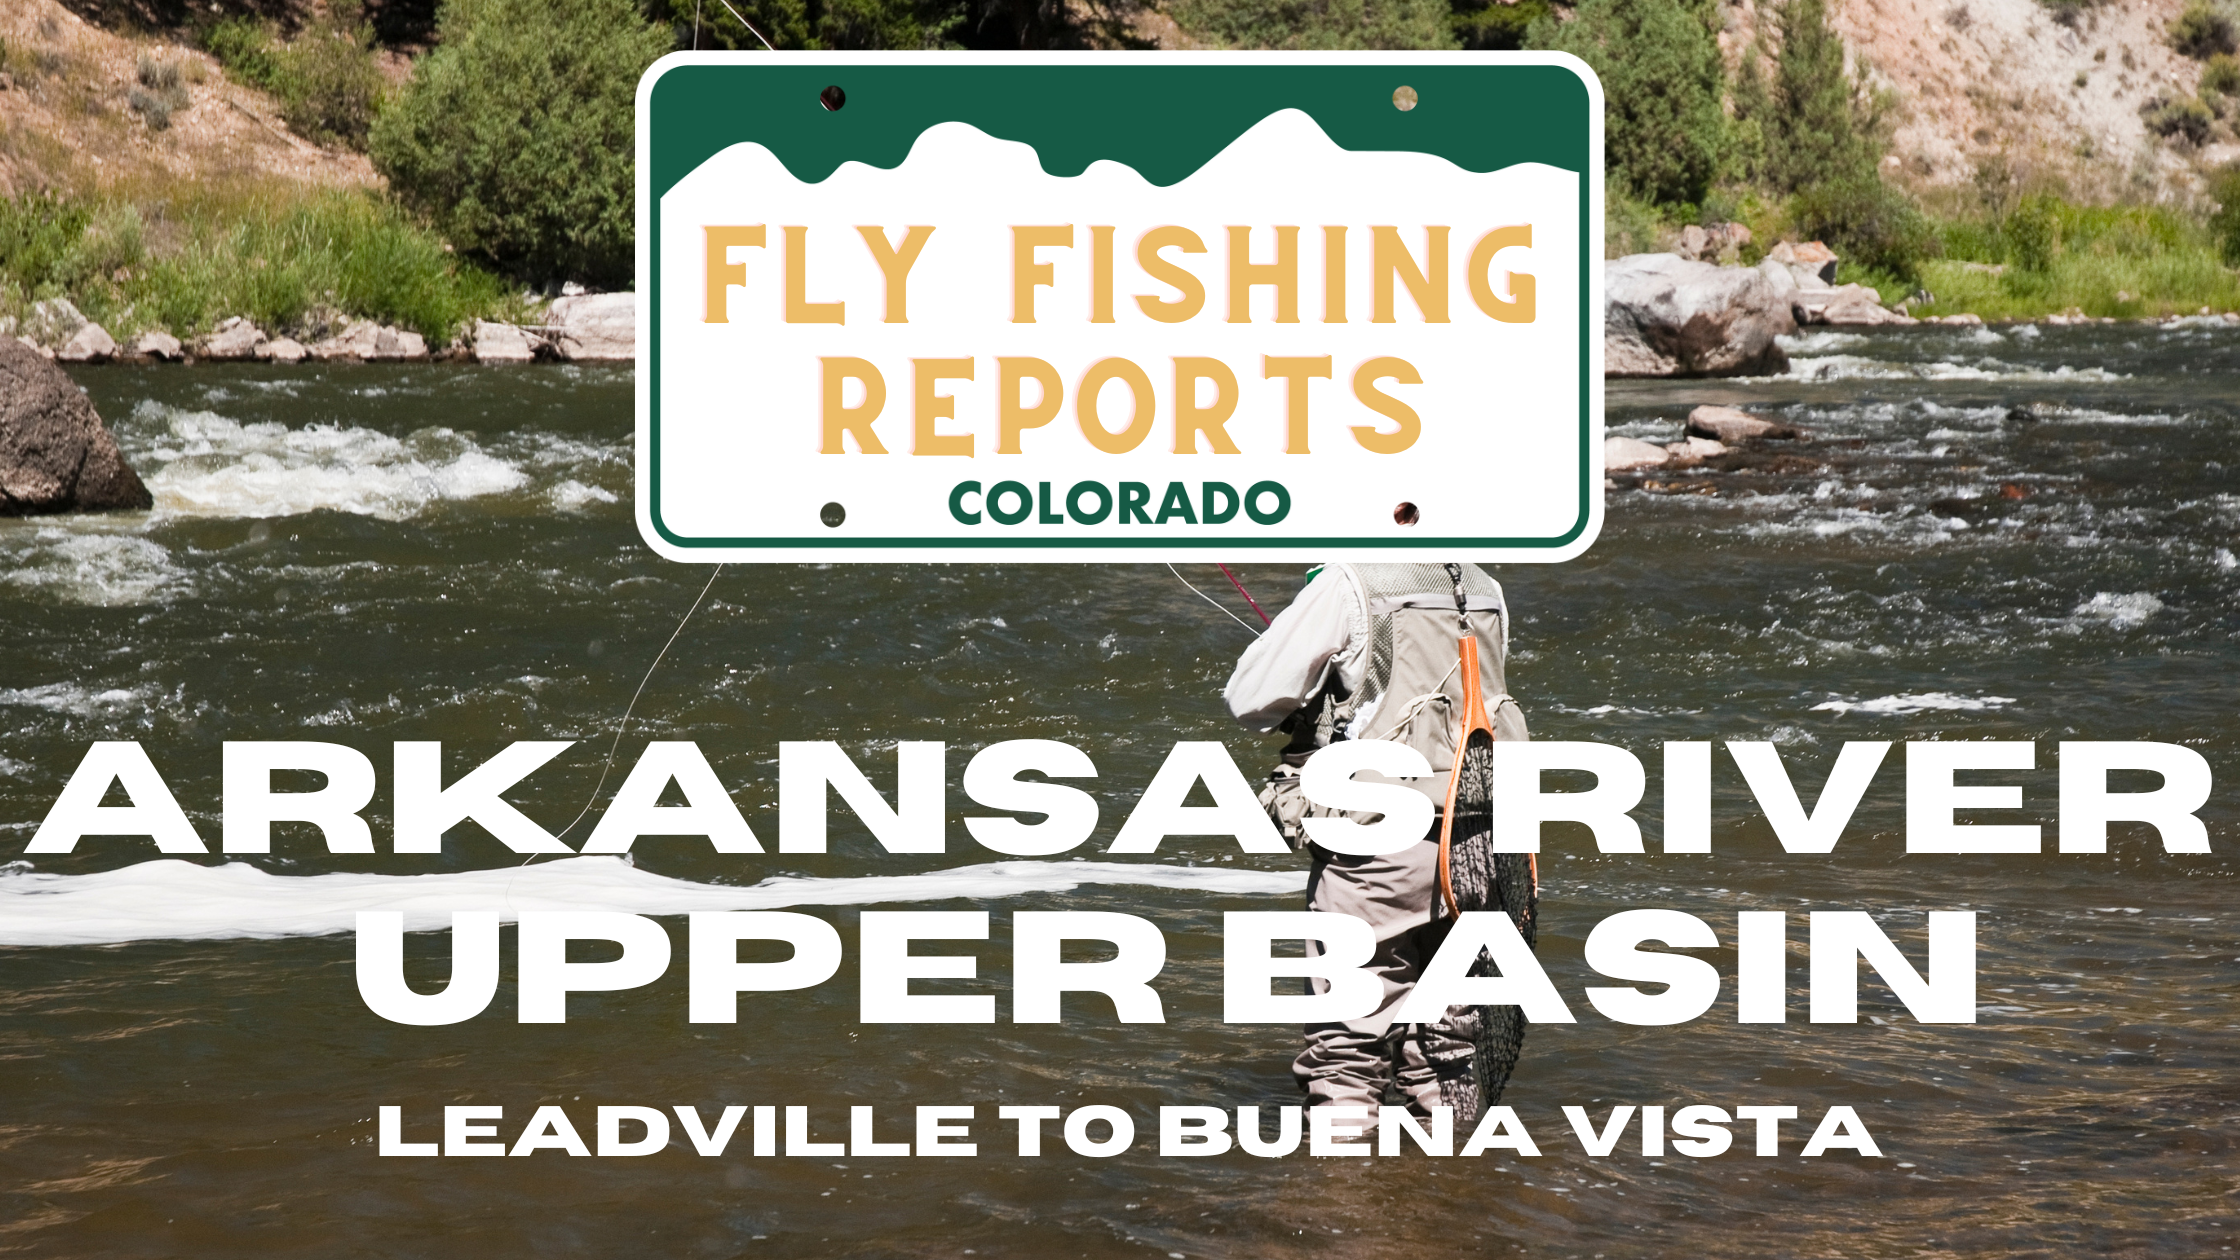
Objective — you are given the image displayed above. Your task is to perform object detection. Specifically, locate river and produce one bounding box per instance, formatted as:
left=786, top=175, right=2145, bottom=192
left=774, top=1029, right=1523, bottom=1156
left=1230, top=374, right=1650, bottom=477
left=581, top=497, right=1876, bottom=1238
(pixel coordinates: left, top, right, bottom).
left=1, top=322, right=2234, bottom=1256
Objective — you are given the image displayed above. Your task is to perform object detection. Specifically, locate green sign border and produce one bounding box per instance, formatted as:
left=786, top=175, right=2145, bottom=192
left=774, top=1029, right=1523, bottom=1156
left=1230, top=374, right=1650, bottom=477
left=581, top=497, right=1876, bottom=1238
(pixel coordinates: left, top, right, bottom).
left=640, top=56, right=1600, bottom=553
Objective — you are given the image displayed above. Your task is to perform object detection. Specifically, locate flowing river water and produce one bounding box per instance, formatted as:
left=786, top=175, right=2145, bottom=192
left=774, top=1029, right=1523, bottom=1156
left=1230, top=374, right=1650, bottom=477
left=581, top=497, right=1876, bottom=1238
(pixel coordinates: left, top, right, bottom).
left=1, top=323, right=2235, bottom=1256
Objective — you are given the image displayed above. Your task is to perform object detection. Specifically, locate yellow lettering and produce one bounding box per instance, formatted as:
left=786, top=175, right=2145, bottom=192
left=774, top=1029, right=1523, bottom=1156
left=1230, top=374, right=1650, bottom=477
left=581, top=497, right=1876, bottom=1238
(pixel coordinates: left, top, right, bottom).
left=857, top=225, right=935, bottom=323
left=1012, top=226, right=1073, bottom=323
left=1469, top=225, right=1535, bottom=323
left=1322, top=226, right=1347, bottom=324
left=913, top=358, right=975, bottom=457
left=820, top=357, right=887, bottom=453
left=1076, top=358, right=1155, bottom=455
left=704, top=225, right=765, bottom=323
left=1262, top=355, right=1331, bottom=454
left=1134, top=227, right=1206, bottom=324
left=786, top=226, right=844, bottom=324
left=997, top=357, right=1064, bottom=454
left=1173, top=357, right=1241, bottom=454
left=1090, top=225, right=1115, bottom=324
left=1370, top=226, right=1449, bottom=323
left=1226, top=225, right=1299, bottom=323
left=1350, top=357, right=1421, bottom=454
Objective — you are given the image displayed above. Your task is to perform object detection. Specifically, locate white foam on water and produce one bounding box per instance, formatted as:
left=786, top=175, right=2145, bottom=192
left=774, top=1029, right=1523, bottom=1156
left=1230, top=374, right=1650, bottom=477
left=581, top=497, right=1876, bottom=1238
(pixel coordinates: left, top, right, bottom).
left=0, top=682, right=154, bottom=717
left=550, top=479, right=620, bottom=510
left=2071, top=590, right=2165, bottom=628
left=0, top=856, right=1307, bottom=947
left=1785, top=357, right=2127, bottom=383
left=131, top=403, right=528, bottom=521
left=0, top=529, right=185, bottom=606
left=2214, top=548, right=2238, bottom=572
left=1810, top=692, right=2017, bottom=715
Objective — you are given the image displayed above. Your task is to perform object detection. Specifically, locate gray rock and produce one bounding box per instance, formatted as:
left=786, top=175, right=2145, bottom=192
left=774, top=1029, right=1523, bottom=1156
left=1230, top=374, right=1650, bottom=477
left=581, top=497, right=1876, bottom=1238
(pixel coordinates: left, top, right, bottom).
left=471, top=320, right=537, bottom=364
left=57, top=322, right=117, bottom=363
left=25, top=298, right=87, bottom=348
left=1795, top=284, right=1918, bottom=327
left=258, top=337, right=308, bottom=363
left=1604, top=435, right=1673, bottom=472
left=1767, top=240, right=1840, bottom=286
left=130, top=330, right=184, bottom=361
left=199, top=317, right=267, bottom=360
left=1686, top=404, right=1802, bottom=443
left=1605, top=254, right=1794, bottom=378
left=369, top=326, right=429, bottom=361
left=547, top=292, right=635, bottom=361
left=0, top=337, right=153, bottom=515
left=309, top=321, right=381, bottom=360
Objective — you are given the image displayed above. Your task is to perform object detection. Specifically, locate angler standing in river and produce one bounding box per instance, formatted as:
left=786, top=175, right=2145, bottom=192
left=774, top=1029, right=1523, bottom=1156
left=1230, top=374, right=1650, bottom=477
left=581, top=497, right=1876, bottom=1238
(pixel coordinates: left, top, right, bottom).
left=1224, top=562, right=1538, bottom=1121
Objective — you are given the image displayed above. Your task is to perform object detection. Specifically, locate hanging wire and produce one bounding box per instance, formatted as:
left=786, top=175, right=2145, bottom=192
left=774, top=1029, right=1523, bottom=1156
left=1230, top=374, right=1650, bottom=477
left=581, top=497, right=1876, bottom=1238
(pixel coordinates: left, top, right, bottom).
left=1167, top=563, right=1261, bottom=637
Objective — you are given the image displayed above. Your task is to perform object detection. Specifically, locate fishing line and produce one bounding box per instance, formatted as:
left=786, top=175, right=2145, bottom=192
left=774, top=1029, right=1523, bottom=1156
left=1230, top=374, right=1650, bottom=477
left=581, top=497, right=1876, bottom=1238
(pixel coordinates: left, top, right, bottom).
left=1167, top=563, right=1261, bottom=637
left=710, top=0, right=777, bottom=51
left=521, top=563, right=727, bottom=866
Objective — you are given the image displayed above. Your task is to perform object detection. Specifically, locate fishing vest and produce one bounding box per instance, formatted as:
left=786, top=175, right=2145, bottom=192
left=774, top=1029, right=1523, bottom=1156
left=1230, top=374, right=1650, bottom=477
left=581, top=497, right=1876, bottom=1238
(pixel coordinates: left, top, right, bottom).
left=1263, top=562, right=1530, bottom=842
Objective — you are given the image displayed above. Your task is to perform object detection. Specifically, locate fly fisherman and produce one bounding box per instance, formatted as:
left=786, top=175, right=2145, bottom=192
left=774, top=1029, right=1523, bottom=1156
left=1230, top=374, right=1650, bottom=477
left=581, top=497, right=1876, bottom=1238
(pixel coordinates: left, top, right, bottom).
left=1224, top=562, right=1529, bottom=1114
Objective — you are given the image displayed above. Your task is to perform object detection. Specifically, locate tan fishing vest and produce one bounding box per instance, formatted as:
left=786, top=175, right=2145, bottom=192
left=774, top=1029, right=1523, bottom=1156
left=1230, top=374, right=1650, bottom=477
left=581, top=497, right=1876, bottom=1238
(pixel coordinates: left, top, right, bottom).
left=1262, top=562, right=1531, bottom=843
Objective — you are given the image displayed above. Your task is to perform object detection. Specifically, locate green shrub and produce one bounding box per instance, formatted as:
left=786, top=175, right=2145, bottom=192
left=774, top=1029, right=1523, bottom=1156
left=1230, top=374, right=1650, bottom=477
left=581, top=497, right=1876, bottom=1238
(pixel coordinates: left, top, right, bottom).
left=129, top=53, right=192, bottom=132
left=2170, top=0, right=2237, bottom=58
left=371, top=0, right=670, bottom=285
left=1526, top=0, right=1725, bottom=206
left=2208, top=162, right=2240, bottom=263
left=1791, top=171, right=1937, bottom=279
left=2003, top=195, right=2060, bottom=272
left=2205, top=51, right=2240, bottom=94
left=199, top=7, right=384, bottom=149
left=2036, top=0, right=2103, bottom=28
left=202, top=16, right=282, bottom=91
left=276, top=13, right=386, bottom=148
left=1174, top=0, right=1456, bottom=49
left=1450, top=0, right=1554, bottom=49
left=2142, top=94, right=2215, bottom=144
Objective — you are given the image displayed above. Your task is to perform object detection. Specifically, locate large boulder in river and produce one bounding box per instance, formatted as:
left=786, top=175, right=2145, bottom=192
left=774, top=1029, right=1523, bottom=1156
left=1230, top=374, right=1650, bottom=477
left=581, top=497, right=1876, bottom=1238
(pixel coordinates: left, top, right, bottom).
left=1605, top=254, right=1793, bottom=378
left=1686, top=404, right=1802, bottom=442
left=0, top=338, right=152, bottom=515
left=546, top=292, right=635, bottom=361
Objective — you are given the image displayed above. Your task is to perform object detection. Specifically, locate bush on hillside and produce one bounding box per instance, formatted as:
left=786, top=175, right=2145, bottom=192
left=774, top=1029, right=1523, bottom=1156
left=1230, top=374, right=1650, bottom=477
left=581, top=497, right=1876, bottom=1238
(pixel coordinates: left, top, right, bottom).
left=1750, top=0, right=1884, bottom=194
left=642, top=0, right=970, bottom=49
left=2204, top=51, right=2240, bottom=94
left=1526, top=0, right=1725, bottom=205
left=1173, top=0, right=1456, bottom=50
left=2142, top=94, right=2216, bottom=145
left=2170, top=0, right=2238, bottom=59
left=370, top=0, right=671, bottom=286
left=200, top=6, right=386, bottom=149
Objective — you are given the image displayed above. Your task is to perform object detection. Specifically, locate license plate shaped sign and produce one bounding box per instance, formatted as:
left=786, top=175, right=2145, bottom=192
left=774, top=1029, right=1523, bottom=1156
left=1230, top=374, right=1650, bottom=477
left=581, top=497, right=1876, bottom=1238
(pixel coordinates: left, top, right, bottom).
left=637, top=54, right=1603, bottom=562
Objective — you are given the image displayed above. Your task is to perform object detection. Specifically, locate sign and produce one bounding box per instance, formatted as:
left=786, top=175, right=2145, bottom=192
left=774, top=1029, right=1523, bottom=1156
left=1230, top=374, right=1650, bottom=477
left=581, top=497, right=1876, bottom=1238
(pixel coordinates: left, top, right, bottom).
left=635, top=53, right=1604, bottom=562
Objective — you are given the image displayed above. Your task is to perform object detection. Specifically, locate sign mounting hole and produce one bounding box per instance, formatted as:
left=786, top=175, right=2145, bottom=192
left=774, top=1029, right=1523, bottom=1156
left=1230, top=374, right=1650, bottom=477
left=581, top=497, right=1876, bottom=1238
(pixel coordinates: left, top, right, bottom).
left=820, top=85, right=846, bottom=111
left=820, top=502, right=847, bottom=527
left=1393, top=501, right=1419, bottom=525
left=1392, top=85, right=1418, bottom=111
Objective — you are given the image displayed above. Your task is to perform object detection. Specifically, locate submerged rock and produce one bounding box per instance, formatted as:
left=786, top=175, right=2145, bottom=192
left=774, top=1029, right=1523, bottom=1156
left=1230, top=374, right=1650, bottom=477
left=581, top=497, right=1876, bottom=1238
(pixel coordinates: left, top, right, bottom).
left=0, top=337, right=153, bottom=514
left=546, top=292, right=635, bottom=362
left=199, top=317, right=267, bottom=361
left=1686, top=404, right=1802, bottom=443
left=57, top=322, right=117, bottom=363
left=1605, top=254, right=1794, bottom=378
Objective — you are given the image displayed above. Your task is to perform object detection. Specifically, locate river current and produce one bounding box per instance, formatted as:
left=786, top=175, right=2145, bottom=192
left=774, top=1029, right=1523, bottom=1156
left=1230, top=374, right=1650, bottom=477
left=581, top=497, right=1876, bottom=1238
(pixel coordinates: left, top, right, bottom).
left=1, top=323, right=2235, bottom=1256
